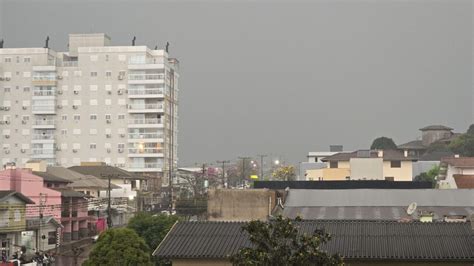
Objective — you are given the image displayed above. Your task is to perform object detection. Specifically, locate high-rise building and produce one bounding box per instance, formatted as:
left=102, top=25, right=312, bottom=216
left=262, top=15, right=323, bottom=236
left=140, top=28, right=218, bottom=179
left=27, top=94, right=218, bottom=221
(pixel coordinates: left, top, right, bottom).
left=0, top=33, right=179, bottom=190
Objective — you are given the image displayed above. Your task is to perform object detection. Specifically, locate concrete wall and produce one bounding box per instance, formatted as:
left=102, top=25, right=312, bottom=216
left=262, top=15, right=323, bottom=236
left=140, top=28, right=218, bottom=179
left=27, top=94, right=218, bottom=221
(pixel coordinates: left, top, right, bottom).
left=412, top=161, right=439, bottom=178
left=207, top=189, right=275, bottom=221
left=382, top=161, right=413, bottom=181
left=350, top=158, right=383, bottom=180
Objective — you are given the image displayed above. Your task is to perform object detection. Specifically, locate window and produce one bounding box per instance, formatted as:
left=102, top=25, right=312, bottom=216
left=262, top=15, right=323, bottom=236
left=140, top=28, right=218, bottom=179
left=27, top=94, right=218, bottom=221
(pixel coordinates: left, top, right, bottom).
left=90, top=55, right=98, bottom=62
left=90, top=143, right=97, bottom=149
left=105, top=114, right=111, bottom=120
left=73, top=115, right=80, bottom=121
left=90, top=72, right=98, bottom=77
left=90, top=114, right=97, bottom=120
left=105, top=71, right=112, bottom=77
left=62, top=115, right=67, bottom=121
left=390, top=160, right=401, bottom=168
left=22, top=115, right=29, bottom=121
left=118, top=114, right=125, bottom=120
left=329, top=161, right=338, bottom=168
left=23, top=87, right=30, bottom=92
left=385, top=176, right=395, bottom=181
left=23, top=57, right=31, bottom=63
left=105, top=55, right=109, bottom=62
left=4, top=57, right=11, bottom=63
left=73, top=71, right=82, bottom=77
left=61, top=129, right=67, bottom=135
left=48, top=231, right=57, bottom=245
left=4, top=87, right=10, bottom=93
left=118, top=143, right=125, bottom=149
left=16, top=57, right=19, bottom=63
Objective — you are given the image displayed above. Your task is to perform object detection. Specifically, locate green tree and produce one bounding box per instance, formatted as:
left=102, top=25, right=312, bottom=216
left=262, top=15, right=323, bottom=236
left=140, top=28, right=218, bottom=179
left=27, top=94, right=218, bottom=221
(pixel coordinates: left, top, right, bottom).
left=467, top=124, right=474, bottom=135
left=449, top=134, right=474, bottom=157
left=370, top=137, right=397, bottom=150
left=127, top=212, right=179, bottom=254
left=83, top=228, right=152, bottom=266
left=272, top=165, right=296, bottom=181
left=426, top=142, right=450, bottom=153
left=231, top=215, right=343, bottom=266
left=414, top=165, right=440, bottom=188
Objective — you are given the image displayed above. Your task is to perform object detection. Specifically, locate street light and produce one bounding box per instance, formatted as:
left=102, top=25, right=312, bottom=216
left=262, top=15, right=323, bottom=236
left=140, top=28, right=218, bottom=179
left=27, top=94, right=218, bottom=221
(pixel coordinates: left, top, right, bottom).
left=274, top=159, right=280, bottom=166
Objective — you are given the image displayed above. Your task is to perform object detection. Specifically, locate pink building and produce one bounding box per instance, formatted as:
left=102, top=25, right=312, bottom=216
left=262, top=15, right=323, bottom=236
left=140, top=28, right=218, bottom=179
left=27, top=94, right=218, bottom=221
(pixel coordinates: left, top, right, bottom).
left=0, top=168, right=62, bottom=220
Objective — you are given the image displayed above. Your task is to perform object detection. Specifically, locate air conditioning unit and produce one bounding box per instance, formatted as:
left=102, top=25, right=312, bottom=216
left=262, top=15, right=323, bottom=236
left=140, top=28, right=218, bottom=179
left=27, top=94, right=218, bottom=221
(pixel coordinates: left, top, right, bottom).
left=21, top=120, right=27, bottom=124
left=4, top=107, right=10, bottom=111
left=107, top=148, right=111, bottom=153
left=57, top=105, right=62, bottom=109
left=22, top=106, right=27, bottom=110
left=120, top=134, right=125, bottom=138
left=57, top=90, right=63, bottom=95
left=73, top=90, right=79, bottom=95
left=118, top=75, right=123, bottom=80
left=0, top=106, right=4, bottom=110
left=57, top=75, right=63, bottom=80
left=117, top=90, right=123, bottom=95
left=20, top=149, right=26, bottom=153
left=72, top=149, right=78, bottom=153
left=4, top=150, right=10, bottom=154
left=5, top=77, right=10, bottom=81
left=72, top=105, right=78, bottom=109
left=5, top=135, right=10, bottom=139
left=106, top=134, right=112, bottom=138
left=107, top=91, right=112, bottom=95
left=118, top=148, right=124, bottom=153
left=106, top=119, right=111, bottom=124
left=56, top=147, right=61, bottom=151
left=5, top=121, right=10, bottom=125
left=0, top=121, right=4, bottom=125
left=0, top=77, right=4, bottom=81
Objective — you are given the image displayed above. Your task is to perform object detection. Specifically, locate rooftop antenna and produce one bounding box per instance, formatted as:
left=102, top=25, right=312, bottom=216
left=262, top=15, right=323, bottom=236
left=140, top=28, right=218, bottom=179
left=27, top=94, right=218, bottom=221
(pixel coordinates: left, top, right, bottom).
left=406, top=202, right=417, bottom=216
left=154, top=45, right=158, bottom=50
left=165, top=42, right=169, bottom=53
left=44, top=36, right=50, bottom=49
left=132, top=36, right=136, bottom=46
left=0, top=39, right=4, bottom=48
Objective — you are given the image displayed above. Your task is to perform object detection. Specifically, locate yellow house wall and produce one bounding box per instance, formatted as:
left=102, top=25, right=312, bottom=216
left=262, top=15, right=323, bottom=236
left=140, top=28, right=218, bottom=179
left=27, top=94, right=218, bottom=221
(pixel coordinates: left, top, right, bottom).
left=382, top=161, right=413, bottom=181
left=323, top=168, right=351, bottom=180
left=306, top=169, right=324, bottom=180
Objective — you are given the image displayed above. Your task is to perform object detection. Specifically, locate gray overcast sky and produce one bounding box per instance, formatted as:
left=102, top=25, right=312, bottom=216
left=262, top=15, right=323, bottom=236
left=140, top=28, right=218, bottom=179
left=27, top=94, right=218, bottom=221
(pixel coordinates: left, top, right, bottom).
left=1, top=0, right=472, bottom=165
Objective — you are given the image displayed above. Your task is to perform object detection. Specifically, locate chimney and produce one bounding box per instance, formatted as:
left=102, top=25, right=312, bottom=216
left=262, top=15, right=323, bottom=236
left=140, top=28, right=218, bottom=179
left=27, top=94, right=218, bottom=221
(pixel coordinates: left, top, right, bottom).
left=377, top=150, right=384, bottom=158
left=404, top=150, right=408, bottom=158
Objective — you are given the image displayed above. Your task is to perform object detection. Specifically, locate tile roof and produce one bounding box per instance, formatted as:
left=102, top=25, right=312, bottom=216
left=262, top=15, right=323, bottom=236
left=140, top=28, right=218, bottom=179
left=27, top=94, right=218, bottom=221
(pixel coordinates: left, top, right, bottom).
left=253, top=180, right=433, bottom=190
left=454, top=175, right=474, bottom=189
left=0, top=190, right=35, bottom=204
left=419, top=125, right=453, bottom=131
left=154, top=220, right=474, bottom=262
left=282, top=206, right=474, bottom=220
left=55, top=189, right=91, bottom=198
left=321, top=150, right=417, bottom=162
left=33, top=171, right=72, bottom=183
left=442, top=157, right=474, bottom=168
left=397, top=140, right=426, bottom=150
left=46, top=167, right=119, bottom=190
left=284, top=189, right=474, bottom=207
left=419, top=151, right=454, bottom=161
left=68, top=165, right=145, bottom=180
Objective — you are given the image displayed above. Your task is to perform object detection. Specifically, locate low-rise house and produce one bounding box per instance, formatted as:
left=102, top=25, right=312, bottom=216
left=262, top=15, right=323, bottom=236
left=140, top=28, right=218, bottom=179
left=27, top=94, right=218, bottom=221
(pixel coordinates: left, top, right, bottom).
left=57, top=189, right=90, bottom=242
left=412, top=151, right=454, bottom=177
left=153, top=220, right=474, bottom=266
left=306, top=150, right=417, bottom=181
left=398, top=125, right=460, bottom=158
left=438, top=157, right=474, bottom=189
left=0, top=191, right=35, bottom=259
left=281, top=189, right=474, bottom=220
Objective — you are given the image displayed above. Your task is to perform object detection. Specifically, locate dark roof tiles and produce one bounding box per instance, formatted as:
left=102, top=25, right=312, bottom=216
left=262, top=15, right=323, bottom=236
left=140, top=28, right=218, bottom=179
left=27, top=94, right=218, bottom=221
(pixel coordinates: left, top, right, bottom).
left=154, top=220, right=474, bottom=262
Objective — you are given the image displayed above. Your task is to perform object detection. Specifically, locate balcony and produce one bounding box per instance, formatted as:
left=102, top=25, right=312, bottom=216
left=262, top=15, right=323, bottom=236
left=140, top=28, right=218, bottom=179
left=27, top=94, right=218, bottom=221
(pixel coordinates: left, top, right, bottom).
left=128, top=103, right=164, bottom=113
left=31, top=134, right=55, bottom=144
left=61, top=61, right=78, bottom=67
left=128, top=118, right=163, bottom=128
left=128, top=148, right=164, bottom=158
left=128, top=163, right=163, bottom=172
left=128, top=74, right=165, bottom=85
left=32, top=105, right=55, bottom=114
left=33, top=89, right=56, bottom=97
left=32, top=74, right=56, bottom=86
left=128, top=133, right=164, bottom=140
left=32, top=148, right=55, bottom=155
left=128, top=88, right=164, bottom=98
left=33, top=119, right=55, bottom=129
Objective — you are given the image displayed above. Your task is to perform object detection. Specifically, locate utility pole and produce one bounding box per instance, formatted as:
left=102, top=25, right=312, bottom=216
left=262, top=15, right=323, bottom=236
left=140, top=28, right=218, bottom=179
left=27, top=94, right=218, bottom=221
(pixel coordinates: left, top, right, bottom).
left=257, top=154, right=267, bottom=180
left=201, top=163, right=207, bottom=193
left=216, top=160, right=230, bottom=188
left=238, top=157, right=251, bottom=188
left=39, top=193, right=46, bottom=252
left=101, top=173, right=119, bottom=228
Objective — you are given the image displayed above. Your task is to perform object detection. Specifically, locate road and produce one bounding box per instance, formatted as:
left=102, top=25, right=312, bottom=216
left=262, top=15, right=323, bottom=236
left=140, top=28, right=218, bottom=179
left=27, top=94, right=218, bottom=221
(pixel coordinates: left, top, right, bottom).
left=54, top=244, right=93, bottom=266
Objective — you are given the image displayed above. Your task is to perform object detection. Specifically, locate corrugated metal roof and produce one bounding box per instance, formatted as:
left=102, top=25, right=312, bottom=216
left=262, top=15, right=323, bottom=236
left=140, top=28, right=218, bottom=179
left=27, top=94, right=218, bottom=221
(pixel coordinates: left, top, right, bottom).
left=284, top=189, right=474, bottom=207
left=153, top=220, right=474, bottom=262
left=254, top=180, right=433, bottom=190
left=283, top=206, right=474, bottom=220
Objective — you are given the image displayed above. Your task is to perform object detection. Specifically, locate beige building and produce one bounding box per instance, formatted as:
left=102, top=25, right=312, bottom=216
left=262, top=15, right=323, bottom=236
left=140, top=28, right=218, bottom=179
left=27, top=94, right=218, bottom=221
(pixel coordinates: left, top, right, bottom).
left=0, top=33, right=179, bottom=190
left=306, top=150, right=416, bottom=181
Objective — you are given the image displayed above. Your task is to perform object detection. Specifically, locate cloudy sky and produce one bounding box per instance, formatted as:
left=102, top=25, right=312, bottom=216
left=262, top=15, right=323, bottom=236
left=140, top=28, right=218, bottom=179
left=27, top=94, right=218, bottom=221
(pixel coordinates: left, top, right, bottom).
left=1, top=0, right=472, bottom=165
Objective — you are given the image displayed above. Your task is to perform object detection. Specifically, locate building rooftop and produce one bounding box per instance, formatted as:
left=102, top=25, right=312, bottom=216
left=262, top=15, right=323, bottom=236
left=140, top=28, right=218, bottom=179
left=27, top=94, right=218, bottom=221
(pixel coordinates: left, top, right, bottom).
left=442, top=157, right=474, bottom=168
left=55, top=189, right=91, bottom=198
left=33, top=171, right=72, bottom=184
left=253, top=180, right=433, bottom=190
left=45, top=167, right=119, bottom=190
left=321, top=150, right=417, bottom=162
left=397, top=140, right=426, bottom=150
left=418, top=151, right=454, bottom=161
left=0, top=190, right=35, bottom=204
left=153, top=220, right=474, bottom=262
left=454, top=175, right=474, bottom=189
left=419, top=125, right=454, bottom=131
left=68, top=165, right=145, bottom=180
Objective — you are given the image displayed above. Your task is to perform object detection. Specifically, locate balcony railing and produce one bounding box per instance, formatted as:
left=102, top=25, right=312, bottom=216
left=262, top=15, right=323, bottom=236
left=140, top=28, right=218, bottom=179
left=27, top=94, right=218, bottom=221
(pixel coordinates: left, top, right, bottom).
left=128, top=148, right=163, bottom=154
left=32, top=76, right=56, bottom=81
left=32, top=134, right=55, bottom=140
left=128, top=88, right=163, bottom=96
left=32, top=148, right=55, bottom=155
left=61, top=61, right=78, bottom=67
left=33, top=90, right=56, bottom=96
left=128, top=118, right=162, bottom=125
left=128, top=74, right=164, bottom=80
left=129, top=163, right=163, bottom=169
left=128, top=133, right=163, bottom=139
left=34, top=120, right=55, bottom=126
left=128, top=104, right=163, bottom=110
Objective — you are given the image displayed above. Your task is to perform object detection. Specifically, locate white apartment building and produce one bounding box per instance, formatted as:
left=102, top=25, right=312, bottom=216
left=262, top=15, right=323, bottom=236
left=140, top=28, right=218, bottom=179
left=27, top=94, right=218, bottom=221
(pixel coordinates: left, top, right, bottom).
left=0, top=33, right=179, bottom=190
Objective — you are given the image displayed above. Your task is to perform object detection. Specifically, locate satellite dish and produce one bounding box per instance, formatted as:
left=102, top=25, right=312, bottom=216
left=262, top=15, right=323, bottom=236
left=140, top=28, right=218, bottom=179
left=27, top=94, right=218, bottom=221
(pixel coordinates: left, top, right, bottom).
left=407, top=202, right=417, bottom=215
